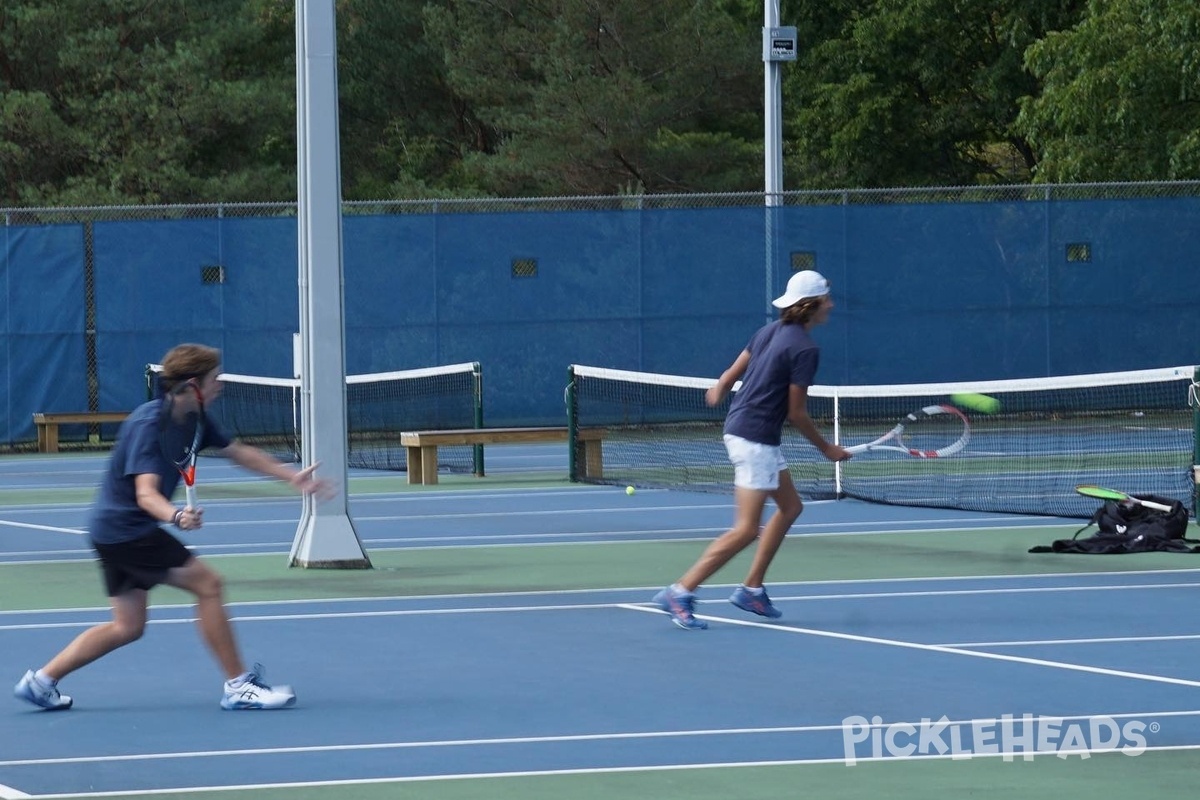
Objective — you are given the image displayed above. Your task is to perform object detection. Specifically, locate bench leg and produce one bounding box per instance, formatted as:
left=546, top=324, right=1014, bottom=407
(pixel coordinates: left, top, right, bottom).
left=582, top=440, right=603, bottom=479
left=38, top=425, right=59, bottom=454
left=420, top=445, right=439, bottom=485
left=405, top=445, right=423, bottom=485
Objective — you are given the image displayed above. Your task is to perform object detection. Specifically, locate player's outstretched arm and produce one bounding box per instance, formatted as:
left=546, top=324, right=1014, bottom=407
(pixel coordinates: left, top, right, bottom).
left=221, top=442, right=336, bottom=498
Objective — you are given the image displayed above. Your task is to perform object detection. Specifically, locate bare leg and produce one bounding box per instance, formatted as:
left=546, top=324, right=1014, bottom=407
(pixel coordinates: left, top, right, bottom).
left=42, top=591, right=149, bottom=681
left=743, top=469, right=803, bottom=588
left=164, top=557, right=244, bottom=680
left=677, top=486, right=770, bottom=592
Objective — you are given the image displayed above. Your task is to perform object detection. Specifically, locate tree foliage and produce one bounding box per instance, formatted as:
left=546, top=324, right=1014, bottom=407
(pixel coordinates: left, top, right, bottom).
left=784, top=0, right=1086, bottom=188
left=423, top=0, right=762, bottom=195
left=0, top=0, right=1195, bottom=206
left=336, top=0, right=488, bottom=199
left=0, top=0, right=294, bottom=205
left=1017, top=0, right=1200, bottom=182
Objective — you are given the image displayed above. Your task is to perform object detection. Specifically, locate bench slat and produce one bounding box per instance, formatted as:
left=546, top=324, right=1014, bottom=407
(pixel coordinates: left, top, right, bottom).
left=401, top=427, right=567, bottom=447
left=399, top=426, right=604, bottom=485
left=33, top=412, right=130, bottom=424
left=33, top=411, right=130, bottom=453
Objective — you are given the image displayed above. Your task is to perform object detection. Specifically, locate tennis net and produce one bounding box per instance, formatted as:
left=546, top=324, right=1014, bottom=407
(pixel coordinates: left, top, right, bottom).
left=566, top=364, right=1199, bottom=518
left=146, top=362, right=483, bottom=473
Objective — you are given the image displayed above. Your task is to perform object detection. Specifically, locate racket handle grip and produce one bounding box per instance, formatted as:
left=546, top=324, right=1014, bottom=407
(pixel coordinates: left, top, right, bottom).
left=185, top=485, right=198, bottom=509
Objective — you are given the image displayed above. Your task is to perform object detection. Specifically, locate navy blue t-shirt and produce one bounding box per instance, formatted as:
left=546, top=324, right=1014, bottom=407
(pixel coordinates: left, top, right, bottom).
left=723, top=320, right=819, bottom=446
left=88, top=399, right=231, bottom=545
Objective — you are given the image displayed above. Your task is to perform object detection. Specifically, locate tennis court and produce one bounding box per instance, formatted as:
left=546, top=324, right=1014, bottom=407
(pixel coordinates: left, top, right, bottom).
left=3, top=447, right=1200, bottom=800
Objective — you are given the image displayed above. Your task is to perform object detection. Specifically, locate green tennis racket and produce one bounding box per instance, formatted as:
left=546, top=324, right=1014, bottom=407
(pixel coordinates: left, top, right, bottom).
left=1074, top=485, right=1173, bottom=513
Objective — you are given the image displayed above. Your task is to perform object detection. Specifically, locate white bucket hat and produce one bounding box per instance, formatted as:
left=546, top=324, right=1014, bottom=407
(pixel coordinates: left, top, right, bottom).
left=772, top=270, right=830, bottom=308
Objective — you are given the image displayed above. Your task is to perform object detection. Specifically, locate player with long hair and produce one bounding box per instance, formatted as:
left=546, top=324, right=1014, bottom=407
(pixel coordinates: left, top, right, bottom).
left=652, top=272, right=852, bottom=629
left=14, top=344, right=331, bottom=710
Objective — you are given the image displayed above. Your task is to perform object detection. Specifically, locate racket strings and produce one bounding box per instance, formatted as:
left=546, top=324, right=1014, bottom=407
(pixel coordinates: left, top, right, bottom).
left=847, top=405, right=969, bottom=457
left=898, top=416, right=968, bottom=451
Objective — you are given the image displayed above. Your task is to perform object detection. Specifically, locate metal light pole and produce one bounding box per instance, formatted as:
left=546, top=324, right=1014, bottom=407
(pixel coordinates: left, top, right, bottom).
left=763, top=2, right=797, bottom=319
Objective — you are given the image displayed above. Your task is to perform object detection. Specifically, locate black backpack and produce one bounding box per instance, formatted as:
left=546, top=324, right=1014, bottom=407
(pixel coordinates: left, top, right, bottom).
left=1029, top=494, right=1197, bottom=554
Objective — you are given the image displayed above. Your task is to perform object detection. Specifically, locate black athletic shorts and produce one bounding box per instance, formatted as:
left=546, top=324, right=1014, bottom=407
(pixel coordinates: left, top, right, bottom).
left=91, top=528, right=194, bottom=597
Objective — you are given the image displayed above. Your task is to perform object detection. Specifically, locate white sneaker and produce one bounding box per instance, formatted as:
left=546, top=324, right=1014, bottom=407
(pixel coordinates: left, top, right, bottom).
left=220, top=664, right=296, bottom=710
left=14, top=670, right=73, bottom=710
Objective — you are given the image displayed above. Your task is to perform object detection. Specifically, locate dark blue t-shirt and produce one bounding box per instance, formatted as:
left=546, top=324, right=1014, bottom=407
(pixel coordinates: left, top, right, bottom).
left=723, top=320, right=819, bottom=446
left=88, top=399, right=231, bottom=545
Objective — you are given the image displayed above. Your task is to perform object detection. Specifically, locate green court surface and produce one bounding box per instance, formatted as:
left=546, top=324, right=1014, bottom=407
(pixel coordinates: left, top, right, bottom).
left=1, top=525, right=1191, bottom=610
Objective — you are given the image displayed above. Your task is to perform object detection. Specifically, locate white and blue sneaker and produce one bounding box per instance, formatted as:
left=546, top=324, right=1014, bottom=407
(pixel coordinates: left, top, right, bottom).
left=14, top=670, right=73, bottom=710
left=220, top=664, right=296, bottom=710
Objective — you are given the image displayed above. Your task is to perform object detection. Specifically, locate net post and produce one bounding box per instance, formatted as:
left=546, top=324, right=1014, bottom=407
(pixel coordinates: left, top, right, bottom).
left=1193, top=367, right=1199, bottom=517
left=472, top=362, right=484, bottom=477
left=832, top=393, right=844, bottom=497
left=566, top=365, right=579, bottom=481
left=290, top=383, right=301, bottom=462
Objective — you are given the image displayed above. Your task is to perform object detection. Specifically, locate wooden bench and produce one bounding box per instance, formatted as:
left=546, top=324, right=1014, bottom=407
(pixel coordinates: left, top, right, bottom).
left=399, top=426, right=604, bottom=485
left=32, top=411, right=130, bottom=453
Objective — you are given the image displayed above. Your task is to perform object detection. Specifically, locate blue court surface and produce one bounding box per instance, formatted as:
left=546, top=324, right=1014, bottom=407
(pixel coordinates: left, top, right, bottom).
left=2, top=450, right=1199, bottom=799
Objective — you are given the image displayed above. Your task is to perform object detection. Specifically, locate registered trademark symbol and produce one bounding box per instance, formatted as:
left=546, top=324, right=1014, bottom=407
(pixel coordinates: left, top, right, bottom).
left=1149, top=722, right=1161, bottom=733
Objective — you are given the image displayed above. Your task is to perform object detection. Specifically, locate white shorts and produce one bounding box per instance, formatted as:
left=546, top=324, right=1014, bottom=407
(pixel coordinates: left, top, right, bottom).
left=723, top=434, right=788, bottom=491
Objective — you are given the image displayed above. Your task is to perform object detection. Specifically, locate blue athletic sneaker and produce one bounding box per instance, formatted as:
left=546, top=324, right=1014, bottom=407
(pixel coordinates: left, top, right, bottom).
left=14, top=670, right=72, bottom=710
left=730, top=585, right=782, bottom=619
left=652, top=586, right=708, bottom=630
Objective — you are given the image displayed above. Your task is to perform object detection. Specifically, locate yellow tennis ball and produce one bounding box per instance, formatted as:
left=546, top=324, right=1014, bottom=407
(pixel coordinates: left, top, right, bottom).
left=950, top=392, right=1001, bottom=414
left=626, top=485, right=636, bottom=496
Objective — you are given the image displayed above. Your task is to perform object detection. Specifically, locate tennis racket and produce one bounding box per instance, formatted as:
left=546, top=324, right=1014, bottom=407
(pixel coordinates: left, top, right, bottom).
left=1075, top=485, right=1173, bottom=513
left=843, top=404, right=970, bottom=458
left=158, top=382, right=205, bottom=509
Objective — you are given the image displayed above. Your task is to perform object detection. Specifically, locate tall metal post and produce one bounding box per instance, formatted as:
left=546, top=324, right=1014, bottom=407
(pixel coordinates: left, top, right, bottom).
left=763, top=3, right=796, bottom=320
left=764, top=1, right=782, bottom=321
left=289, top=0, right=370, bottom=568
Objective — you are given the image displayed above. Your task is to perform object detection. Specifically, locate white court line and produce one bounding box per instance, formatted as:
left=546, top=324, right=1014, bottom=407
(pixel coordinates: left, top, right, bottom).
left=12, top=744, right=1200, bottom=799
left=226, top=510, right=1067, bottom=530
left=137, top=524, right=1081, bottom=559
left=946, top=633, right=1200, bottom=648
left=757, top=581, right=1200, bottom=604
left=0, top=525, right=1100, bottom=566
left=3, top=567, right=1200, bottom=617
left=0, top=537, right=706, bottom=568
left=3, top=581, right=1197, bottom=632
left=0, top=603, right=623, bottom=631
left=3, top=709, right=1197, bottom=767
left=0, top=526, right=724, bottom=559
left=620, top=605, right=1200, bottom=689
left=7, top=532, right=1017, bottom=567
left=0, top=783, right=31, bottom=800
left=0, top=520, right=84, bottom=535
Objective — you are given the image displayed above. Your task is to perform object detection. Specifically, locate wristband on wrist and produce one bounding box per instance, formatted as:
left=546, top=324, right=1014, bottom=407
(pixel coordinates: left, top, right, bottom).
left=171, top=508, right=184, bottom=527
